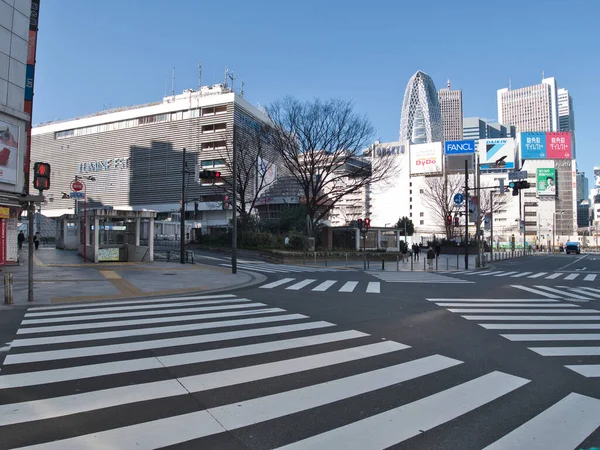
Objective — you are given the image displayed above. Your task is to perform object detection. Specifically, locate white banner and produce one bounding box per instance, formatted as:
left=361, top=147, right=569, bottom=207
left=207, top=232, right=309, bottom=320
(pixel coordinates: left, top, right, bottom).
left=410, top=142, right=443, bottom=175
left=478, top=138, right=516, bottom=170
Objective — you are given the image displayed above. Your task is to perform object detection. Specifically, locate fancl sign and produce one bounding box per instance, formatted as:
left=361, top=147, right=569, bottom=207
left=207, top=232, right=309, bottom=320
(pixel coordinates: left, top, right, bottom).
left=375, top=144, right=405, bottom=157
left=445, top=140, right=475, bottom=155
left=77, top=157, right=130, bottom=173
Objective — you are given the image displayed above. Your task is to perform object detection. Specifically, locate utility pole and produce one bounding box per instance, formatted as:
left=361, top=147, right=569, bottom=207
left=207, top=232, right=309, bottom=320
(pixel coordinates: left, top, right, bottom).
left=27, top=201, right=34, bottom=302
left=180, top=148, right=186, bottom=264
left=464, top=159, right=469, bottom=269
left=489, top=190, right=494, bottom=262
left=231, top=125, right=238, bottom=274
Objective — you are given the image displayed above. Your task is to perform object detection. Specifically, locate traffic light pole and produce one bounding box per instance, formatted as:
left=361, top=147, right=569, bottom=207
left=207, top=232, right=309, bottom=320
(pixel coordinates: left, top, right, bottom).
left=231, top=126, right=238, bottom=274
left=464, top=159, right=469, bottom=270
left=180, top=148, right=186, bottom=264
left=28, top=201, right=34, bottom=302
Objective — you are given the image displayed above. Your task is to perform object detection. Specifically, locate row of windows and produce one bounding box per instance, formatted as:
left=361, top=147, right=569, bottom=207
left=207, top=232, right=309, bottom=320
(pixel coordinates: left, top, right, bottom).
left=54, top=105, right=228, bottom=139
left=200, top=159, right=226, bottom=168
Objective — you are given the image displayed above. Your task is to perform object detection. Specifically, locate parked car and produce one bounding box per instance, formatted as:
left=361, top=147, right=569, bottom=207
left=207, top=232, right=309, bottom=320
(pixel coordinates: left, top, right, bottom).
left=565, top=241, right=581, bottom=254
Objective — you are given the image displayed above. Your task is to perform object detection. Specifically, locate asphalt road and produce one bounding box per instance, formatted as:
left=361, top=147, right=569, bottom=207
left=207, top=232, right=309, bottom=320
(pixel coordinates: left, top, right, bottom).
left=0, top=252, right=599, bottom=449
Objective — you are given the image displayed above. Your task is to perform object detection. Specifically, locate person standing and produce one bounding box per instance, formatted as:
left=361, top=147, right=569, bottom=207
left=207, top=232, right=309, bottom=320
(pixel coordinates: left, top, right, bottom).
left=17, top=231, right=25, bottom=250
left=427, top=246, right=435, bottom=270
left=33, top=232, right=40, bottom=250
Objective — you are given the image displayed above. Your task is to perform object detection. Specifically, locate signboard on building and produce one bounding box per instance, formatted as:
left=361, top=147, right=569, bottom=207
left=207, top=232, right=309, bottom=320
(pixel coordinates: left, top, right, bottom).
left=478, top=138, right=516, bottom=171
left=98, top=248, right=120, bottom=261
left=445, top=140, right=475, bottom=155
left=520, top=133, right=546, bottom=159
left=0, top=119, right=20, bottom=185
left=375, top=142, right=406, bottom=157
left=410, top=142, right=443, bottom=175
left=546, top=132, right=572, bottom=159
left=536, top=168, right=556, bottom=197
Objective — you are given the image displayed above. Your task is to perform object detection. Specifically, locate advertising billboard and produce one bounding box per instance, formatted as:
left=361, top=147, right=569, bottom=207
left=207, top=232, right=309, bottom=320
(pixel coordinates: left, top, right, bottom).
left=478, top=138, right=516, bottom=171
left=520, top=133, right=546, bottom=159
left=410, top=142, right=443, bottom=175
left=0, top=119, right=20, bottom=185
left=536, top=168, right=556, bottom=197
left=546, top=132, right=572, bottom=159
left=374, top=142, right=406, bottom=157
left=445, top=140, right=475, bottom=155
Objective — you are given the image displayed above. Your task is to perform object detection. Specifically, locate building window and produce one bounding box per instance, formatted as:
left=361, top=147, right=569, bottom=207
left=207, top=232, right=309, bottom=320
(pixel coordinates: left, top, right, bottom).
left=202, top=123, right=227, bottom=133
left=409, top=205, right=412, bottom=210
left=420, top=220, right=424, bottom=225
left=410, top=213, right=413, bottom=218
left=410, top=197, right=412, bottom=202
left=419, top=189, right=424, bottom=194
left=409, top=190, right=412, bottom=195
left=200, top=159, right=226, bottom=168
left=420, top=212, right=424, bottom=217
left=55, top=129, right=74, bottom=139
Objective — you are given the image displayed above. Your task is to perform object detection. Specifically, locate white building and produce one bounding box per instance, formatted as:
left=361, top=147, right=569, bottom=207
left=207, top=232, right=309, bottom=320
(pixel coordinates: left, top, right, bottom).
left=497, top=77, right=559, bottom=132
left=438, top=80, right=463, bottom=142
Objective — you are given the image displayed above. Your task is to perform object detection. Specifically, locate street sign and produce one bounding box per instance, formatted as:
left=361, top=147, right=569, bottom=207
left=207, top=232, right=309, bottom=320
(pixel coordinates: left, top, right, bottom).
left=70, top=192, right=85, bottom=199
left=71, top=180, right=84, bottom=192
left=508, top=170, right=528, bottom=180
left=453, top=193, right=465, bottom=205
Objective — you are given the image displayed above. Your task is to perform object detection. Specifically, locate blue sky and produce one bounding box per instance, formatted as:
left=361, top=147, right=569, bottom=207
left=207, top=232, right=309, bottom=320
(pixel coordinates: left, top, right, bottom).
left=34, top=0, right=599, bottom=185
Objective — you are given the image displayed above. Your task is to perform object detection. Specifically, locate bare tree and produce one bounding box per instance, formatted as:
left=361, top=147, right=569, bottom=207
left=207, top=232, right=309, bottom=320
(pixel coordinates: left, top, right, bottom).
left=421, top=174, right=464, bottom=239
left=475, top=185, right=509, bottom=231
left=266, top=97, right=398, bottom=235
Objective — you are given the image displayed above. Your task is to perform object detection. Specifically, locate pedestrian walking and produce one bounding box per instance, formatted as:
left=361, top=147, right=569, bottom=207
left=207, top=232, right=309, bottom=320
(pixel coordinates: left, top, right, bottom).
left=435, top=242, right=441, bottom=259
left=33, top=232, right=40, bottom=250
left=17, top=231, right=25, bottom=250
left=426, top=246, right=435, bottom=271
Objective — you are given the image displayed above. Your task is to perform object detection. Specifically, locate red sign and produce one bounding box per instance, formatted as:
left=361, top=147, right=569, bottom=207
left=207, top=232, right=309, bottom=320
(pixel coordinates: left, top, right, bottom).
left=71, top=180, right=84, bottom=191
left=0, top=219, right=6, bottom=265
left=546, top=132, right=572, bottom=159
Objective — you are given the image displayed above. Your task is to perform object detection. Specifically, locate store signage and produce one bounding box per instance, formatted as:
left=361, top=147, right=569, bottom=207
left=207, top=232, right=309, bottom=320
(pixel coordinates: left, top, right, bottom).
left=77, top=157, right=130, bottom=173
left=445, top=140, right=475, bottom=155
left=98, top=248, right=120, bottom=261
left=375, top=144, right=405, bottom=157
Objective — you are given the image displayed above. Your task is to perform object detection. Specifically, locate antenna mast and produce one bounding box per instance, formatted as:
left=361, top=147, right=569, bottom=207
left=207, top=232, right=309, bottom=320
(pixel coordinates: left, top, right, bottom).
left=198, top=62, right=202, bottom=90
left=171, top=67, right=175, bottom=96
left=240, top=80, right=244, bottom=97
left=228, top=71, right=238, bottom=93
left=224, top=67, right=229, bottom=88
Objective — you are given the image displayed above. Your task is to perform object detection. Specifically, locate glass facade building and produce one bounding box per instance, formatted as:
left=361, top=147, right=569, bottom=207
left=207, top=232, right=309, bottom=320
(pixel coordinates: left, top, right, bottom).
left=399, top=71, right=443, bottom=144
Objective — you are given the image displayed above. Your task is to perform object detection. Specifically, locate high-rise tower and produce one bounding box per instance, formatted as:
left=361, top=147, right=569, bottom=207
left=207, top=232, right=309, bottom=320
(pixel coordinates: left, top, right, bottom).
left=399, top=71, right=443, bottom=144
left=438, top=80, right=463, bottom=141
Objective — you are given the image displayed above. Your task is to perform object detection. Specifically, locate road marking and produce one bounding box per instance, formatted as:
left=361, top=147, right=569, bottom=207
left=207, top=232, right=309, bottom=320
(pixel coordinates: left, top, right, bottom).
left=312, top=280, right=337, bottom=292
left=448, top=308, right=596, bottom=314
left=545, top=273, right=563, bottom=279
left=560, top=287, right=600, bottom=299
left=0, top=330, right=369, bottom=389
left=427, top=298, right=560, bottom=303
left=277, top=372, right=529, bottom=450
left=527, top=272, right=548, bottom=279
left=481, top=323, right=600, bottom=330
left=436, top=303, right=573, bottom=308
left=584, top=274, right=597, bottom=281
left=339, top=281, right=358, bottom=292
left=463, top=315, right=600, bottom=321
left=580, top=286, right=600, bottom=294
left=483, top=393, right=600, bottom=450
left=502, top=333, right=600, bottom=341
left=3, top=321, right=335, bottom=365
left=510, top=285, right=562, bottom=298
left=564, top=273, right=579, bottom=280
left=366, top=282, right=380, bottom=294
left=510, top=272, right=532, bottom=278
left=12, top=314, right=308, bottom=347
left=532, top=285, right=590, bottom=299
left=260, top=278, right=296, bottom=289
left=494, top=271, right=519, bottom=277
left=529, top=347, right=600, bottom=356
left=565, top=364, right=600, bottom=377
left=478, top=271, right=504, bottom=276
left=557, top=254, right=587, bottom=271
left=286, top=279, right=316, bottom=290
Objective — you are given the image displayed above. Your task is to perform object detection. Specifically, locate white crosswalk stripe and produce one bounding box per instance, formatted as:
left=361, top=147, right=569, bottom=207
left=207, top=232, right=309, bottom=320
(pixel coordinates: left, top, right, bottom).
left=454, top=270, right=600, bottom=282
left=258, top=278, right=380, bottom=294
left=220, top=263, right=347, bottom=274
left=2, top=294, right=599, bottom=448
left=511, top=284, right=600, bottom=301
left=427, top=295, right=600, bottom=378
left=370, top=271, right=473, bottom=284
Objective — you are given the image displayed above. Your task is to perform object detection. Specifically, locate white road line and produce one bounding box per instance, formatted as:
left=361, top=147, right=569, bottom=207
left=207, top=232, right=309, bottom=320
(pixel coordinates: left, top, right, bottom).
left=366, top=282, right=380, bottom=294
left=529, top=347, right=600, bottom=356
left=545, top=273, right=563, bottom=279
left=0, top=330, right=369, bottom=389
left=3, top=321, right=335, bottom=365
left=207, top=355, right=463, bottom=430
left=494, top=271, right=519, bottom=277
left=260, top=278, right=296, bottom=289
left=463, top=315, right=600, bottom=321
left=28, top=294, right=237, bottom=312
left=584, top=274, right=597, bottom=281
left=481, top=323, right=600, bottom=330
left=448, top=308, right=596, bottom=314
left=17, top=308, right=286, bottom=335
left=24, top=298, right=254, bottom=318
left=339, top=281, right=359, bottom=293
left=502, top=333, right=600, bottom=341
left=426, top=298, right=560, bottom=303
left=21, top=303, right=268, bottom=326
left=560, top=287, right=600, bottom=299
left=565, top=364, right=600, bottom=377
left=12, top=314, right=307, bottom=347
left=484, top=393, right=600, bottom=450
left=286, top=279, right=317, bottom=290
left=312, top=280, right=337, bottom=292
left=478, top=271, right=505, bottom=276
left=527, top=272, right=548, bottom=279
left=510, top=285, right=562, bottom=299
left=532, top=285, right=591, bottom=299
left=510, top=272, right=533, bottom=278
left=436, top=303, right=573, bottom=308
left=277, top=371, right=529, bottom=450
left=580, top=286, right=600, bottom=294
left=564, top=273, right=579, bottom=280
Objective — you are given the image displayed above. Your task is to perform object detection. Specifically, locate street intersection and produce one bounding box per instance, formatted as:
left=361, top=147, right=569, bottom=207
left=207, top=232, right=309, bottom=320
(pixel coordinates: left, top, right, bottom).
left=0, top=252, right=599, bottom=449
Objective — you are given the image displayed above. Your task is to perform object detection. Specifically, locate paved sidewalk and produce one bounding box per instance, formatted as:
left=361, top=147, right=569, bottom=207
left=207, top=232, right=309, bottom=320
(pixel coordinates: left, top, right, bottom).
left=1, top=247, right=264, bottom=306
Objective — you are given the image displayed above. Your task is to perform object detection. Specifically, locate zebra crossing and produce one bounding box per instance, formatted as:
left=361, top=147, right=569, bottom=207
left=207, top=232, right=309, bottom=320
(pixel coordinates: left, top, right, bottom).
left=1, top=295, right=599, bottom=448
left=427, top=295, right=600, bottom=378
left=259, top=277, right=381, bottom=294
left=371, top=270, right=474, bottom=284
left=219, top=262, right=347, bottom=274
left=511, top=284, right=600, bottom=301
left=454, top=270, right=598, bottom=282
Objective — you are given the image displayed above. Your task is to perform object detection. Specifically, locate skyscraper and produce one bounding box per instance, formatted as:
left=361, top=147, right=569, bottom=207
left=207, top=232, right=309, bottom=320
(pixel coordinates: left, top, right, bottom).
left=399, top=71, right=443, bottom=144
left=438, top=80, right=463, bottom=141
left=497, top=77, right=559, bottom=132
left=463, top=117, right=516, bottom=141
left=558, top=88, right=575, bottom=132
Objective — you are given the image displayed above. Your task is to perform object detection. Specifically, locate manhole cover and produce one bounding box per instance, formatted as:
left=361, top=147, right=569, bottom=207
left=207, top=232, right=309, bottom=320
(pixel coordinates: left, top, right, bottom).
left=163, top=273, right=177, bottom=276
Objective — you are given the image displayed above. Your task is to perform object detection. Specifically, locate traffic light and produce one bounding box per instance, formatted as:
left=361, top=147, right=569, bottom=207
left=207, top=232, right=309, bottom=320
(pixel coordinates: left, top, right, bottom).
left=223, top=195, right=230, bottom=210
left=446, top=214, right=452, bottom=225
left=33, top=162, right=51, bottom=191
left=199, top=170, right=221, bottom=180
left=364, top=218, right=371, bottom=230
left=454, top=215, right=459, bottom=227
left=357, top=218, right=363, bottom=230
left=508, top=180, right=531, bottom=196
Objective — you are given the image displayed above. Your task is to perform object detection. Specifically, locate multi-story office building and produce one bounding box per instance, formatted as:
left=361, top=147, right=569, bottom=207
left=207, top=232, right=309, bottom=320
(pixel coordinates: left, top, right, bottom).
left=576, top=171, right=589, bottom=203
left=31, top=85, right=271, bottom=232
left=463, top=117, right=516, bottom=141
left=438, top=81, right=463, bottom=142
left=497, top=77, right=559, bottom=132
left=558, top=87, right=576, bottom=155
left=0, top=0, right=38, bottom=264
left=399, top=71, right=443, bottom=144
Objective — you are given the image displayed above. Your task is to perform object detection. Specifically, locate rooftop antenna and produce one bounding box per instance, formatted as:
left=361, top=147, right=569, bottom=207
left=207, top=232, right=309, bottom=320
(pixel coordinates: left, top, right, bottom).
left=447, top=79, right=450, bottom=90
left=198, top=62, right=202, bottom=90
left=542, top=69, right=545, bottom=80
left=224, top=67, right=229, bottom=88
left=171, top=67, right=175, bottom=96
left=508, top=77, right=512, bottom=90
left=240, top=80, right=244, bottom=97
left=228, top=71, right=238, bottom=93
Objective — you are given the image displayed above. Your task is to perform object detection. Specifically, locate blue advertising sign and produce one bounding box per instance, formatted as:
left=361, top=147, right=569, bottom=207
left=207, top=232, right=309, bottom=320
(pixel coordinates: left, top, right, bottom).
left=453, top=193, right=465, bottom=205
left=445, top=140, right=475, bottom=155
left=70, top=192, right=85, bottom=199
left=520, top=132, right=546, bottom=159
left=24, top=65, right=35, bottom=101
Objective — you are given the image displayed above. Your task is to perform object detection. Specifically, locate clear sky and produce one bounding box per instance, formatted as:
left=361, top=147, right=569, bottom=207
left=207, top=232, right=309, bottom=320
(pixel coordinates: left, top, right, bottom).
left=33, top=0, right=599, bottom=186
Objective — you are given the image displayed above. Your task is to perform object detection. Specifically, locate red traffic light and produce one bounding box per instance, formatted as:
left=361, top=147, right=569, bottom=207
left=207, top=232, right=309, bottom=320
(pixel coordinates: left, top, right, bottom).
left=33, top=162, right=51, bottom=191
left=446, top=214, right=452, bottom=224
left=364, top=218, right=371, bottom=229
left=454, top=216, right=459, bottom=226
left=214, top=171, right=221, bottom=178
left=33, top=177, right=50, bottom=190
left=357, top=218, right=363, bottom=230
